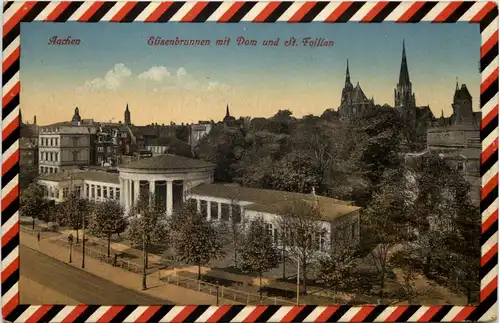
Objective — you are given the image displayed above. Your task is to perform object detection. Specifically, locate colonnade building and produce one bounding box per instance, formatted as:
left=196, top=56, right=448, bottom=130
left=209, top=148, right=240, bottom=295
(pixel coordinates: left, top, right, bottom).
left=38, top=154, right=360, bottom=252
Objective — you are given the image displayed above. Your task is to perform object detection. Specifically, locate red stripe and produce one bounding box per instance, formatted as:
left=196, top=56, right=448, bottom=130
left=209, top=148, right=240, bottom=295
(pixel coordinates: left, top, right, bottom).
left=325, top=2, right=352, bottom=22
left=1, top=184, right=18, bottom=213
left=1, top=151, right=19, bottom=177
left=452, top=306, right=475, bottom=321
left=397, top=2, right=425, bottom=22
left=2, top=257, right=19, bottom=284
left=471, top=1, right=497, bottom=22
left=350, top=306, right=375, bottom=322
left=97, top=305, right=125, bottom=323
left=2, top=224, right=19, bottom=248
left=180, top=2, right=208, bottom=22
left=315, top=306, right=339, bottom=322
left=482, top=138, right=498, bottom=164
left=480, top=275, right=497, bottom=301
left=61, top=305, right=88, bottom=323
left=2, top=116, right=20, bottom=141
left=481, top=242, right=497, bottom=266
left=482, top=210, right=498, bottom=234
left=481, top=173, right=498, bottom=200
left=433, top=2, right=462, bottom=22
left=482, top=105, right=499, bottom=130
left=145, top=2, right=173, bottom=22
left=172, top=305, right=197, bottom=322
left=44, top=1, right=71, bottom=21
left=110, top=2, right=137, bottom=22
left=481, top=68, right=498, bottom=94
left=2, top=47, right=20, bottom=74
left=2, top=292, right=19, bottom=319
left=3, top=82, right=20, bottom=109
left=481, top=31, right=499, bottom=58
left=243, top=306, right=268, bottom=322
left=289, top=2, right=317, bottom=22
left=78, top=1, right=104, bottom=22
left=361, top=2, right=388, bottom=22
left=26, top=305, right=53, bottom=323
left=253, top=2, right=281, bottom=22
left=385, top=306, right=408, bottom=322
left=136, top=305, right=162, bottom=322
left=281, top=306, right=304, bottom=322
left=3, top=2, right=36, bottom=37
left=207, top=305, right=231, bottom=322
left=218, top=2, right=245, bottom=22
left=418, top=306, right=441, bottom=322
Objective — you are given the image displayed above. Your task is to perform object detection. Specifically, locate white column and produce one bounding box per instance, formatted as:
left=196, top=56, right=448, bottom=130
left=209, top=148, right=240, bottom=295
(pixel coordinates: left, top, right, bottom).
left=134, top=180, right=140, bottom=205
left=207, top=201, right=211, bottom=221
left=149, top=180, right=155, bottom=204
left=217, top=202, right=222, bottom=220
left=119, top=178, right=125, bottom=206
left=166, top=181, right=173, bottom=216
left=229, top=205, right=233, bottom=221
left=196, top=199, right=201, bottom=213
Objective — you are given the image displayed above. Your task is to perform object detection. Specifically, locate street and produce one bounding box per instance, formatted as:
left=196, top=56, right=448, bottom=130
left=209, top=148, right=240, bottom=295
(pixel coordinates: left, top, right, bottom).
left=20, top=246, right=172, bottom=305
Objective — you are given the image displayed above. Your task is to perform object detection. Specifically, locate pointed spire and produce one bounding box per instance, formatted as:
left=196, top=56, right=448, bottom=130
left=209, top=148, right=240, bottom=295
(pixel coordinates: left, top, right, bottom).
left=126, top=103, right=129, bottom=112
left=455, top=77, right=459, bottom=91
left=226, top=104, right=230, bottom=117
left=441, top=109, right=444, bottom=118
left=345, top=59, right=351, bottom=85
left=398, top=40, right=411, bottom=85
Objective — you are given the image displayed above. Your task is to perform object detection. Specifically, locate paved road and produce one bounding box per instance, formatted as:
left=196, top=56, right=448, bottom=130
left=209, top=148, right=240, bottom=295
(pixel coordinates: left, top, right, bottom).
left=20, top=246, right=172, bottom=305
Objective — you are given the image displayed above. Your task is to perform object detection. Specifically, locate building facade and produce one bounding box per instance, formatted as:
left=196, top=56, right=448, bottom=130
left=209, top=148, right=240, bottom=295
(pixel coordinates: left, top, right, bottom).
left=188, top=122, right=212, bottom=148
left=338, top=60, right=375, bottom=119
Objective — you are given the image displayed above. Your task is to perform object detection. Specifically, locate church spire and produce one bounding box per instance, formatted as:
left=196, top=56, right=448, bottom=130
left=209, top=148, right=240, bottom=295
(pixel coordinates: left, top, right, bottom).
left=398, top=40, right=411, bottom=85
left=124, top=103, right=131, bottom=125
left=345, top=59, right=351, bottom=85
left=226, top=104, right=230, bottom=118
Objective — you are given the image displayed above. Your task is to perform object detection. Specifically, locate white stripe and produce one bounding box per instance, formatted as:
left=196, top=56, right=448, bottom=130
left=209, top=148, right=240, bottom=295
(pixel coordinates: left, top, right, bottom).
left=124, top=307, right=149, bottom=322
left=482, top=60, right=498, bottom=86
left=1, top=211, right=18, bottom=239
left=2, top=246, right=18, bottom=272
left=421, top=2, right=449, bottom=21
left=482, top=126, right=498, bottom=151
left=2, top=141, right=19, bottom=167
left=276, top=2, right=304, bottom=21
left=3, top=36, right=20, bottom=61
left=350, top=2, right=377, bottom=21
left=3, top=71, right=20, bottom=97
left=230, top=306, right=256, bottom=323
left=2, top=175, right=19, bottom=202
left=481, top=161, right=497, bottom=187
left=86, top=306, right=111, bottom=322
left=135, top=2, right=161, bottom=21
left=374, top=307, right=396, bottom=322
left=313, top=2, right=341, bottom=21
left=2, top=282, right=18, bottom=310
left=35, top=2, right=59, bottom=21
left=2, top=106, right=20, bottom=132
left=479, top=302, right=498, bottom=322
left=303, top=306, right=327, bottom=322
left=482, top=198, right=498, bottom=222
left=441, top=306, right=464, bottom=322
left=385, top=2, right=413, bottom=21
left=240, top=2, right=269, bottom=21
left=171, top=2, right=196, bottom=21
left=481, top=17, right=498, bottom=46
left=482, top=233, right=498, bottom=257
left=267, top=307, right=294, bottom=322
left=194, top=306, right=219, bottom=322
left=339, top=307, right=362, bottom=321
left=101, top=2, right=127, bottom=21
left=482, top=92, right=499, bottom=118
left=3, top=2, right=24, bottom=24
left=408, top=306, right=431, bottom=322
left=459, top=2, right=488, bottom=21
left=481, top=265, right=498, bottom=289
left=50, top=306, right=76, bottom=323
left=68, top=2, right=94, bottom=21
left=206, top=2, right=234, bottom=21
left=16, top=305, right=40, bottom=323
left=159, top=306, right=185, bottom=322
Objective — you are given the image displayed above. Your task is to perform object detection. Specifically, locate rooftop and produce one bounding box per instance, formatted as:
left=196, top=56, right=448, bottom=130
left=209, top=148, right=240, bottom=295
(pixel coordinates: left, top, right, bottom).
left=39, top=171, right=119, bottom=184
left=190, top=184, right=359, bottom=221
left=119, top=154, right=215, bottom=171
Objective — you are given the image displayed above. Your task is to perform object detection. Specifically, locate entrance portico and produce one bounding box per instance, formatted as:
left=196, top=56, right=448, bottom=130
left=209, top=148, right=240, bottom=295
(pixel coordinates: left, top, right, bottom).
left=117, top=154, right=215, bottom=216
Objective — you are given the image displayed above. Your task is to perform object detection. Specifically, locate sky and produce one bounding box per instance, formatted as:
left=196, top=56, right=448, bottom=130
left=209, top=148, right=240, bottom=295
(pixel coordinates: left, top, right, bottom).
left=21, top=22, right=480, bottom=126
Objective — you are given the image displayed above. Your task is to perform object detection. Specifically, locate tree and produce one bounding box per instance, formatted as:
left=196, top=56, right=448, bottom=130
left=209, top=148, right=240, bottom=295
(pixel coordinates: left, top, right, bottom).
left=171, top=204, right=225, bottom=280
left=218, top=200, right=247, bottom=267
left=390, top=246, right=421, bottom=303
left=20, top=166, right=38, bottom=190
left=271, top=151, right=323, bottom=194
left=238, top=217, right=280, bottom=300
left=58, top=192, right=90, bottom=243
left=88, top=200, right=127, bottom=257
left=20, top=183, right=48, bottom=229
left=317, top=243, right=357, bottom=294
left=280, top=199, right=326, bottom=294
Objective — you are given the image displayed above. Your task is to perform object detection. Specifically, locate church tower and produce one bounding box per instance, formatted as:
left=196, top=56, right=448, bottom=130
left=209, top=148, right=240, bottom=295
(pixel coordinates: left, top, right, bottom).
left=71, top=106, right=82, bottom=125
left=124, top=103, right=131, bottom=125
left=341, top=59, right=354, bottom=106
left=394, top=41, right=416, bottom=109
left=452, top=80, right=474, bottom=125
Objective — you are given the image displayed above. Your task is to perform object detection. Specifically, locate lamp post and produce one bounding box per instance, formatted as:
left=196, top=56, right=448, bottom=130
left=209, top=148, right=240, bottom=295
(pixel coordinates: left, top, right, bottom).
left=68, top=233, right=73, bottom=263
left=216, top=281, right=220, bottom=305
left=142, top=220, right=147, bottom=290
left=82, top=208, right=86, bottom=269
left=296, top=258, right=300, bottom=305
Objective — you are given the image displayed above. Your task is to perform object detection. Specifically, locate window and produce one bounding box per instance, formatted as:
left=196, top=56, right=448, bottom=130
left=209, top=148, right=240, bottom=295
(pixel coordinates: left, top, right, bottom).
left=109, top=187, right=114, bottom=199
left=210, top=202, right=218, bottom=220
left=103, top=187, right=108, bottom=198
left=72, top=137, right=78, bottom=146
left=97, top=186, right=101, bottom=198
left=50, top=138, right=53, bottom=146
left=351, top=223, right=356, bottom=240
left=200, top=200, right=208, bottom=217
left=55, top=138, right=58, bottom=146
left=91, top=185, right=95, bottom=198
left=457, top=161, right=466, bottom=173
left=86, top=184, right=89, bottom=197
left=319, top=232, right=327, bottom=251
left=107, top=147, right=112, bottom=153
left=63, top=188, right=69, bottom=198
left=231, top=205, right=241, bottom=223
left=221, top=203, right=230, bottom=221
left=115, top=188, right=120, bottom=200
left=75, top=186, right=81, bottom=197
left=49, top=152, right=53, bottom=161
left=266, top=223, right=273, bottom=238
left=72, top=151, right=78, bottom=162
left=98, top=147, right=104, bottom=152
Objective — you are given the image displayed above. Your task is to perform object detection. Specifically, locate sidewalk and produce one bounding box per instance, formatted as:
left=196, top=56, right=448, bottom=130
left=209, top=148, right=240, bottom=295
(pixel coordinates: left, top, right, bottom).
left=20, top=232, right=239, bottom=305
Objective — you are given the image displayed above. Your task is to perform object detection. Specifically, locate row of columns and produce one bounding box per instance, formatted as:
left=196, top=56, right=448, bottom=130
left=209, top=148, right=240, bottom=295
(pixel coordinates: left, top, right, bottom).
left=83, top=184, right=119, bottom=201
left=120, top=178, right=174, bottom=216
left=194, top=198, right=244, bottom=222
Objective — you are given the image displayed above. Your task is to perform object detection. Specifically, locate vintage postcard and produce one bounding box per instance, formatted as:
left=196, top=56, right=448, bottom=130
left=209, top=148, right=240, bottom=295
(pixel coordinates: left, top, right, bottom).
left=2, top=1, right=498, bottom=322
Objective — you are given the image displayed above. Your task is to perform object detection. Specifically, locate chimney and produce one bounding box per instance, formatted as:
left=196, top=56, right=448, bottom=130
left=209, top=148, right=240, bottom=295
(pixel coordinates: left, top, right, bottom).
left=33, top=115, right=37, bottom=125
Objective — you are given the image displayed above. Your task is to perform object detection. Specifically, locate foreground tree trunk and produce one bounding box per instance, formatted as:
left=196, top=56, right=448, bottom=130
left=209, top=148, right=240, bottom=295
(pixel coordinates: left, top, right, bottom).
left=302, top=261, right=307, bottom=295
left=32, top=217, right=35, bottom=230
left=145, top=250, right=149, bottom=269
left=198, top=263, right=202, bottom=280
left=259, top=272, right=263, bottom=301
left=282, top=247, right=286, bottom=280
left=379, top=272, right=385, bottom=300
left=75, top=228, right=79, bottom=243
left=107, top=234, right=111, bottom=257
